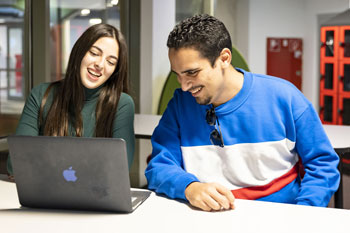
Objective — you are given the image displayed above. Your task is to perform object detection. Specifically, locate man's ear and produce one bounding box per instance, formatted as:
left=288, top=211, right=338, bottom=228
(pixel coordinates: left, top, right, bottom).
left=219, top=48, right=232, bottom=68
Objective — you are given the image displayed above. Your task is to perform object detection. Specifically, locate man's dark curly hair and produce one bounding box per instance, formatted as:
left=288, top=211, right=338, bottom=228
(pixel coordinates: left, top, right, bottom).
left=167, top=14, right=232, bottom=67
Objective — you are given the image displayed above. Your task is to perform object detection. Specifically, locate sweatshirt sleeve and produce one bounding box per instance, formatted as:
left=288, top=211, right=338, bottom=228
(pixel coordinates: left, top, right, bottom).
left=112, top=93, right=135, bottom=169
left=145, top=92, right=199, bottom=200
left=294, top=104, right=340, bottom=206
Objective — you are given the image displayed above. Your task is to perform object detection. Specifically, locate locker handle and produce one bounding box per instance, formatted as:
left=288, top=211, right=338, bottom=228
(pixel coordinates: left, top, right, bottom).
left=339, top=75, right=344, bottom=81
left=339, top=42, right=345, bottom=47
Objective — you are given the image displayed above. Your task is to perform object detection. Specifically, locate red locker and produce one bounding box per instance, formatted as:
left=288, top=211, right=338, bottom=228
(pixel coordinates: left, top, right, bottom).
left=320, top=24, right=350, bottom=125
left=319, top=27, right=339, bottom=124
left=266, top=38, right=302, bottom=90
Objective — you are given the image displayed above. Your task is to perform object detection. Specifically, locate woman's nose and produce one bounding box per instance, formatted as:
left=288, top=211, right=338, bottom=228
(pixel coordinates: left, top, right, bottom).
left=94, top=57, right=105, bottom=69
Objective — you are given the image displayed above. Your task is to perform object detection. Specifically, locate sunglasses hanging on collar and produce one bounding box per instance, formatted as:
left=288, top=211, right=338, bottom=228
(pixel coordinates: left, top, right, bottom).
left=206, top=107, right=224, bottom=147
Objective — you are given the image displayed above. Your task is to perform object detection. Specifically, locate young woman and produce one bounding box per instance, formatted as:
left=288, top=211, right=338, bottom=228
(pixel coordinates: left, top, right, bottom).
left=7, top=23, right=135, bottom=175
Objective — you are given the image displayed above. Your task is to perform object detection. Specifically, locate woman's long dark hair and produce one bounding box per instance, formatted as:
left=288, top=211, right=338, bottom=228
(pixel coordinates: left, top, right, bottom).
left=39, top=24, right=129, bottom=137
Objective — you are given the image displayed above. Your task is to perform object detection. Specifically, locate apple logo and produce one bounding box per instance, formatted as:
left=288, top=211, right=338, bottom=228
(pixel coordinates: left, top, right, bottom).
left=62, top=166, right=77, bottom=182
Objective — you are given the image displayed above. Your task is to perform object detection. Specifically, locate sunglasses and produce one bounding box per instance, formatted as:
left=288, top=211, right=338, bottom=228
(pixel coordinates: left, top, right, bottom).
left=206, top=107, right=224, bottom=147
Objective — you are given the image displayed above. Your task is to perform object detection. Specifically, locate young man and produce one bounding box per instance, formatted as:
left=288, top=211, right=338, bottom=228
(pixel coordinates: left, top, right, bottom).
left=145, top=14, right=340, bottom=211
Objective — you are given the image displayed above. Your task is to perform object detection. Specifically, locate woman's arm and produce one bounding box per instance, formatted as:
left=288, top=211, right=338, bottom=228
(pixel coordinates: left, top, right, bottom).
left=112, top=93, right=135, bottom=169
left=7, top=83, right=50, bottom=174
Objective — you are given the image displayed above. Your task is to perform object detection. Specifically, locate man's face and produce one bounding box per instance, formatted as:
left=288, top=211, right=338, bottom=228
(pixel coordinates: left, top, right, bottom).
left=169, top=47, right=225, bottom=106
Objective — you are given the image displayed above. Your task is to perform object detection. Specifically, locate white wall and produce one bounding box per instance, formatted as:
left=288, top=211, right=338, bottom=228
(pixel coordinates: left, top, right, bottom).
left=140, top=0, right=153, bottom=114
left=152, top=0, right=176, bottom=114
left=138, top=0, right=175, bottom=187
left=235, top=0, right=349, bottom=109
left=246, top=0, right=306, bottom=74
left=140, top=0, right=175, bottom=115
left=214, top=0, right=236, bottom=45
left=234, top=0, right=249, bottom=61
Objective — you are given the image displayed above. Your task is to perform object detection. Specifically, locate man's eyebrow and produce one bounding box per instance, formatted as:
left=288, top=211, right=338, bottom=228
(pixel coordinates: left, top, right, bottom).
left=181, top=68, right=200, bottom=74
left=171, top=68, right=200, bottom=75
left=91, top=45, right=118, bottom=60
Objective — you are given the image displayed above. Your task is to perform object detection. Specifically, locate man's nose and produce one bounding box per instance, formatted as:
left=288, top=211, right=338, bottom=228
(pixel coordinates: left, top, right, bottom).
left=179, top=78, right=192, bottom=92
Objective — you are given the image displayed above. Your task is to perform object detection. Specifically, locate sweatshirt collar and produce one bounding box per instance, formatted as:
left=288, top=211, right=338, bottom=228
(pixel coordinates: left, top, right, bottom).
left=209, top=68, right=253, bottom=115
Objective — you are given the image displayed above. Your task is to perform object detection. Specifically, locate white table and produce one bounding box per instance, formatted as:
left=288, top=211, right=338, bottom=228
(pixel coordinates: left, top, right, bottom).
left=133, top=116, right=350, bottom=147
left=0, top=178, right=349, bottom=233
left=1, top=117, right=347, bottom=146
left=323, top=124, right=350, bottom=209
left=134, top=114, right=161, bottom=139
left=323, top=124, right=350, bottom=148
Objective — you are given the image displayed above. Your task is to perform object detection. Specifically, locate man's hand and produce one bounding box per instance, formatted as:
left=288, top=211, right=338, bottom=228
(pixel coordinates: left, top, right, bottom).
left=185, top=182, right=235, bottom=211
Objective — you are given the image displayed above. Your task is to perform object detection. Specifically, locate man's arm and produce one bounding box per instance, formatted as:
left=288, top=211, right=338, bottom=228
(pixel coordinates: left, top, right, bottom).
left=294, top=104, right=340, bottom=206
left=185, top=182, right=235, bottom=211
left=145, top=92, right=235, bottom=211
left=145, top=96, right=199, bottom=200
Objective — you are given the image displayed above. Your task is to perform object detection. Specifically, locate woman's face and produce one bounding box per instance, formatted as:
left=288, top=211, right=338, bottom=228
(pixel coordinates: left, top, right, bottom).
left=80, top=37, right=119, bottom=89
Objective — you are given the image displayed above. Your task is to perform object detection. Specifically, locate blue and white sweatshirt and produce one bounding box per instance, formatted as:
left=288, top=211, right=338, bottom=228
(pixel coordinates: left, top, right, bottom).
left=145, top=69, right=340, bottom=206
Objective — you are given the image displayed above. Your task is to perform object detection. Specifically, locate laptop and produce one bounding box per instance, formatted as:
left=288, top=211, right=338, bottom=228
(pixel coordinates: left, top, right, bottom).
left=7, top=135, right=151, bottom=213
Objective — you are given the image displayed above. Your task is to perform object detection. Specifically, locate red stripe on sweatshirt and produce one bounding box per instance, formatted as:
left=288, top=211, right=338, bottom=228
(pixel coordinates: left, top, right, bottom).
left=231, top=164, right=298, bottom=200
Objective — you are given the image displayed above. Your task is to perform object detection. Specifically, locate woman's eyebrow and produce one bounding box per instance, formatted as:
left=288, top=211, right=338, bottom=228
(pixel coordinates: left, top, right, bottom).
left=91, top=45, right=118, bottom=60
left=91, top=45, right=103, bottom=53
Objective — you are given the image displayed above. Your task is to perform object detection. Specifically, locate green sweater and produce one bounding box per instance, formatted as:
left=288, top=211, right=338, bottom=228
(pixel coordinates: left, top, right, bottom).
left=7, top=83, right=135, bottom=174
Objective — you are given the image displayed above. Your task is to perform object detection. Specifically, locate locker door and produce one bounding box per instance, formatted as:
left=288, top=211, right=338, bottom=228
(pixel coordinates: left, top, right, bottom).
left=339, top=62, right=350, bottom=94
left=338, top=94, right=350, bottom=125
left=339, top=26, right=350, bottom=61
left=321, top=26, right=339, bottom=60
left=320, top=93, right=338, bottom=124
left=320, top=61, right=339, bottom=93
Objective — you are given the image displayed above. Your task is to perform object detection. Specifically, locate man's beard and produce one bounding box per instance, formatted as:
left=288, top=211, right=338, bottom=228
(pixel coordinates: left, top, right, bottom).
left=195, top=96, right=211, bottom=105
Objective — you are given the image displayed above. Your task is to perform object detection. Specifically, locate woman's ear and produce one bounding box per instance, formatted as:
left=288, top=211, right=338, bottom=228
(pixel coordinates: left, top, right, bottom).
left=219, top=48, right=232, bottom=68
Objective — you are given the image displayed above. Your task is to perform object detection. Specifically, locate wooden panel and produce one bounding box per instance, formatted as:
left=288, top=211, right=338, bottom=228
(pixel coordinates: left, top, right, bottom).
left=0, top=151, right=8, bottom=174
left=0, top=114, right=20, bottom=137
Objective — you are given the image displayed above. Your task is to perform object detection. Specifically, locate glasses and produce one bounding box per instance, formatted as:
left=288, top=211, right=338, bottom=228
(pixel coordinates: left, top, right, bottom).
left=206, top=107, right=224, bottom=147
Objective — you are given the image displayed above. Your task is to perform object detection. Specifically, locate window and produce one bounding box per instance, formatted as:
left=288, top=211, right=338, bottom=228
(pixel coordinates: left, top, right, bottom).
left=0, top=0, right=25, bottom=138
left=50, top=0, right=121, bottom=82
left=0, top=1, right=25, bottom=115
